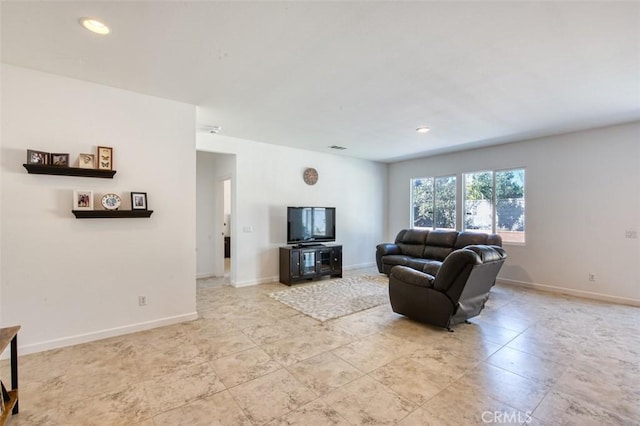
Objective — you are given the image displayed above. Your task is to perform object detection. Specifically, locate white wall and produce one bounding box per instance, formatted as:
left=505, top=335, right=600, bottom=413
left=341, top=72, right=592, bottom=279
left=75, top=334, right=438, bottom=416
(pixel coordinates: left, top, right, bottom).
left=197, top=133, right=387, bottom=287
left=196, top=151, right=235, bottom=278
left=196, top=151, right=216, bottom=278
left=1, top=65, right=198, bottom=353
left=388, top=122, right=640, bottom=304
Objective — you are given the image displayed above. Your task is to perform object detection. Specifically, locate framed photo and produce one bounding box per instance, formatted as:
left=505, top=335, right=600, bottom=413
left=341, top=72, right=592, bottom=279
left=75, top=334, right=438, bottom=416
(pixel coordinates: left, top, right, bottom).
left=131, top=192, right=148, bottom=210
left=27, top=149, right=49, bottom=165
left=78, top=153, right=95, bottom=169
left=51, top=153, right=70, bottom=167
left=97, top=146, right=113, bottom=170
left=73, top=190, right=94, bottom=211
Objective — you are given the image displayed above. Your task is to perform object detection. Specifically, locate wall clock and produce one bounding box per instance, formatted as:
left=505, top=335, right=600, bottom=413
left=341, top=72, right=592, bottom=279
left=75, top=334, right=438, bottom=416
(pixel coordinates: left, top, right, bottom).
left=303, top=167, right=318, bottom=185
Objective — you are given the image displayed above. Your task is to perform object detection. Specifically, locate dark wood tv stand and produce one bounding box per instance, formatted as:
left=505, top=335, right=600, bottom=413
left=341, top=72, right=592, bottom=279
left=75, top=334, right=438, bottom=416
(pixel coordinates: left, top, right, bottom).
left=0, top=326, right=20, bottom=424
left=279, top=244, right=342, bottom=285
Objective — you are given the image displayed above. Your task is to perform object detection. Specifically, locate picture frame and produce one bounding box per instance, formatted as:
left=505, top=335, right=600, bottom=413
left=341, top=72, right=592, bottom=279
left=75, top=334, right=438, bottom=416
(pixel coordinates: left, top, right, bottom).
left=73, top=190, right=94, bottom=211
left=97, top=146, right=113, bottom=170
left=78, top=153, right=95, bottom=169
left=51, top=153, right=70, bottom=167
left=27, top=149, right=49, bottom=165
left=131, top=192, right=148, bottom=210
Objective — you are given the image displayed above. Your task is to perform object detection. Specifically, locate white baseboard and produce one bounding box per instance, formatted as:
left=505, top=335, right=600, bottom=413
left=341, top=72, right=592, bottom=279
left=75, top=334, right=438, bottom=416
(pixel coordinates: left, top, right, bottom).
left=344, top=262, right=377, bottom=271
left=497, top=278, right=640, bottom=307
left=196, top=272, right=217, bottom=279
left=16, top=312, right=199, bottom=357
left=233, top=275, right=279, bottom=288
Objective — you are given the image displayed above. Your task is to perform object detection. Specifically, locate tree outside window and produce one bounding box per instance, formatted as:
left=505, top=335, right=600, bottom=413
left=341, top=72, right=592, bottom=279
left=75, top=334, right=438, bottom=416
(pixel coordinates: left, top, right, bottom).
left=464, top=169, right=525, bottom=243
left=464, top=171, right=493, bottom=232
left=411, top=176, right=456, bottom=230
left=435, top=176, right=456, bottom=229
left=411, top=178, right=434, bottom=228
left=495, top=169, right=525, bottom=243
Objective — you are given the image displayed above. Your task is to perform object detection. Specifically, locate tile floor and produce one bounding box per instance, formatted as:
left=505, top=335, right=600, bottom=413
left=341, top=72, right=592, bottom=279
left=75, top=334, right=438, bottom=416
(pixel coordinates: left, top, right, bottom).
left=3, top=267, right=639, bottom=425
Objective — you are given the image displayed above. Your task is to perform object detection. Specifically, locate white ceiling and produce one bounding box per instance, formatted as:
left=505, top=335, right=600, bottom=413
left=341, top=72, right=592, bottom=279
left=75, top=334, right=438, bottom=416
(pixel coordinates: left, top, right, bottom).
left=2, top=1, right=639, bottom=163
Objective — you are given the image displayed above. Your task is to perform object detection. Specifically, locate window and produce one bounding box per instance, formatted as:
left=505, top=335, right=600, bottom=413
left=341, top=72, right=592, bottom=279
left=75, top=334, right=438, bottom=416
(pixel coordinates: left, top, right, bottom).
left=463, top=171, right=493, bottom=233
left=435, top=176, right=456, bottom=229
left=411, top=178, right=434, bottom=228
left=495, top=169, right=525, bottom=243
left=463, top=168, right=525, bottom=243
left=411, top=176, right=456, bottom=229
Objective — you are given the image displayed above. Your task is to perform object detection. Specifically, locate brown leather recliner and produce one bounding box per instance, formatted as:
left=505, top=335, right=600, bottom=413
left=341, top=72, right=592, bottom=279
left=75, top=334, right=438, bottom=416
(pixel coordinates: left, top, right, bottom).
left=388, top=245, right=507, bottom=330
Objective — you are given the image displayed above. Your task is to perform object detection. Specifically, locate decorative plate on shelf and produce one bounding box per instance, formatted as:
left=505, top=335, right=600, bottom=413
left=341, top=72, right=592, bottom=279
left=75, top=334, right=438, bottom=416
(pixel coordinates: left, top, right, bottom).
left=101, top=193, right=121, bottom=210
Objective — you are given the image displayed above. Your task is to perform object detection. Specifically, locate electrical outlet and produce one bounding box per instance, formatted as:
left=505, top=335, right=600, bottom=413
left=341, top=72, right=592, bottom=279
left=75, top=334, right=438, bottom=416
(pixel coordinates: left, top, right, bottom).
left=138, top=295, right=147, bottom=306
left=588, top=273, right=596, bottom=282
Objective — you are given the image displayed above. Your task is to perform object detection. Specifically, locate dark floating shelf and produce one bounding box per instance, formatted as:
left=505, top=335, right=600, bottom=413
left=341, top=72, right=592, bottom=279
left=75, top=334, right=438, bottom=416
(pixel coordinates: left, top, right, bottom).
left=23, top=164, right=116, bottom=179
left=72, top=210, right=153, bottom=219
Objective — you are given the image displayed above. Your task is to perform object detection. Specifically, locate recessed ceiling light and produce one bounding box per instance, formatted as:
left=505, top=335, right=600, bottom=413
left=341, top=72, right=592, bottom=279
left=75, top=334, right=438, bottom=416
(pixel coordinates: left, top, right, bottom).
left=80, top=18, right=110, bottom=35
left=416, top=126, right=430, bottom=134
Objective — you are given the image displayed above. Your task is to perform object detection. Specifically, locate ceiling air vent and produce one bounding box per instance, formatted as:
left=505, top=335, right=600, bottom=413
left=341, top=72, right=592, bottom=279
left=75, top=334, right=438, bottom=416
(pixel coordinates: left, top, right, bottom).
left=198, top=125, right=222, bottom=134
left=329, top=145, right=347, bottom=150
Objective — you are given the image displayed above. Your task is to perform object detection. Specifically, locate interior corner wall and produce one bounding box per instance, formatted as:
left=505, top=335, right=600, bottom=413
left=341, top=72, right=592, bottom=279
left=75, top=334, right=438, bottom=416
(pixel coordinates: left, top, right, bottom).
left=196, top=151, right=217, bottom=278
left=388, top=121, right=640, bottom=304
left=1, top=65, right=197, bottom=354
left=197, top=133, right=388, bottom=287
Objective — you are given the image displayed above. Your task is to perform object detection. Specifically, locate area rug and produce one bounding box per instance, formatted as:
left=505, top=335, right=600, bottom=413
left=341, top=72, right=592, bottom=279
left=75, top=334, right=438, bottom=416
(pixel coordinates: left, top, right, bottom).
left=269, top=275, right=389, bottom=321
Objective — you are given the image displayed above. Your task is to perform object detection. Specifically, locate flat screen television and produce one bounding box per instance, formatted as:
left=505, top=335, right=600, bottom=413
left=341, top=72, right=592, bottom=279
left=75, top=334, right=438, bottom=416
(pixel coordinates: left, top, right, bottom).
left=287, top=207, right=336, bottom=245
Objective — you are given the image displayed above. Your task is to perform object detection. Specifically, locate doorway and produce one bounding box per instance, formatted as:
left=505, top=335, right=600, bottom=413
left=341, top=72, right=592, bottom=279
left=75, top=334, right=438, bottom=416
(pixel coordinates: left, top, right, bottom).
left=196, top=151, right=235, bottom=281
left=222, top=178, right=231, bottom=277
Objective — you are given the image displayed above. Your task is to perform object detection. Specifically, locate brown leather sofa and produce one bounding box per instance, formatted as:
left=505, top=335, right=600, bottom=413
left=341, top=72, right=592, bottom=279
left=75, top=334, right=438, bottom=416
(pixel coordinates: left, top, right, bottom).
left=377, top=229, right=506, bottom=330
left=376, top=229, right=502, bottom=276
left=388, top=244, right=507, bottom=330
